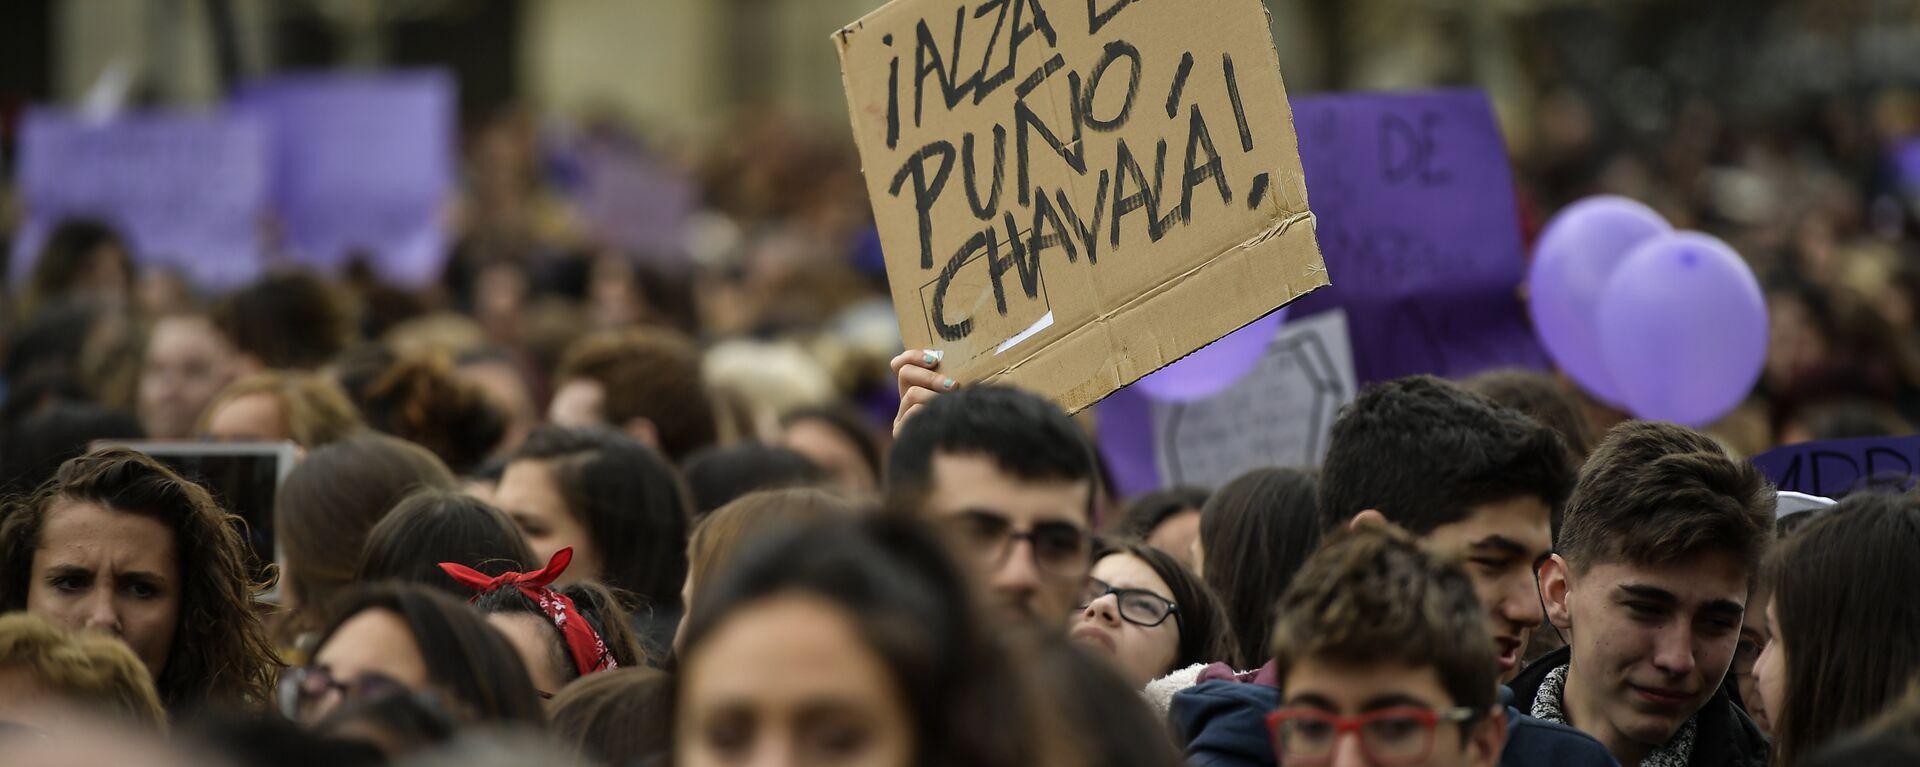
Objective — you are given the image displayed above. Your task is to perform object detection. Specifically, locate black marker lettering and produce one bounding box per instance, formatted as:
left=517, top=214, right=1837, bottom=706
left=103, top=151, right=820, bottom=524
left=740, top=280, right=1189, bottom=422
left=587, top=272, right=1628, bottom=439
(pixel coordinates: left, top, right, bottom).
left=1110, top=138, right=1163, bottom=247
left=885, top=35, right=901, bottom=150
left=1014, top=79, right=1087, bottom=207
left=931, top=231, right=986, bottom=341
left=1246, top=172, right=1270, bottom=209
left=1086, top=0, right=1134, bottom=35
left=1056, top=171, right=1109, bottom=264
left=1180, top=104, right=1231, bottom=220
left=1028, top=186, right=1078, bottom=263
left=961, top=125, right=1007, bottom=220
left=1222, top=53, right=1253, bottom=152
left=1164, top=51, right=1194, bottom=119
left=888, top=141, right=959, bottom=269
left=913, top=10, right=976, bottom=126
left=1081, top=41, right=1141, bottom=132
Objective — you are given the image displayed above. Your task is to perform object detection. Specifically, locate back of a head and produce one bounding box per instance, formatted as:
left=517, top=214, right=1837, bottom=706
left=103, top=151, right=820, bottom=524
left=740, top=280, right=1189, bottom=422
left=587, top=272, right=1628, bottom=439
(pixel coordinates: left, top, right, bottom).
left=555, top=328, right=717, bottom=463
left=278, top=434, right=457, bottom=623
left=1020, top=631, right=1186, bottom=767
left=1463, top=368, right=1595, bottom=461
left=313, top=584, right=545, bottom=727
left=513, top=425, right=691, bottom=601
left=1198, top=467, right=1320, bottom=669
left=0, top=613, right=166, bottom=731
left=25, top=218, right=130, bottom=315
left=688, top=488, right=860, bottom=602
left=468, top=576, right=650, bottom=676
left=547, top=666, right=673, bottom=767
left=1108, top=486, right=1211, bottom=539
left=335, top=346, right=508, bottom=476
left=1319, top=375, right=1574, bottom=535
left=356, top=489, right=534, bottom=598
left=1558, top=421, right=1774, bottom=578
left=212, top=272, right=353, bottom=371
left=1270, top=524, right=1495, bottom=713
left=1765, top=492, right=1920, bottom=765
left=200, top=371, right=365, bottom=448
left=1803, top=684, right=1920, bottom=767
left=679, top=514, right=1038, bottom=767
left=886, top=384, right=1096, bottom=515
left=682, top=443, right=828, bottom=517
left=0, top=402, right=143, bottom=498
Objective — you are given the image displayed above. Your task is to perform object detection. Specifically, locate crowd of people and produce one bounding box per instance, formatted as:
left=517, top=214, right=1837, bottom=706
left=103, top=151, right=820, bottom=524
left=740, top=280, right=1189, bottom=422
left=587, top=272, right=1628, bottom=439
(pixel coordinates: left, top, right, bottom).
left=4, top=41, right=1920, bottom=765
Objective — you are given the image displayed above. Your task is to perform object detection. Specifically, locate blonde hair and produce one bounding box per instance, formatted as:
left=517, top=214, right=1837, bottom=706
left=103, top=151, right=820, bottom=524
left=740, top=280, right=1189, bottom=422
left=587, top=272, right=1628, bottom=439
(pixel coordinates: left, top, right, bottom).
left=686, top=488, right=857, bottom=601
left=198, top=371, right=365, bottom=447
left=0, top=613, right=168, bottom=730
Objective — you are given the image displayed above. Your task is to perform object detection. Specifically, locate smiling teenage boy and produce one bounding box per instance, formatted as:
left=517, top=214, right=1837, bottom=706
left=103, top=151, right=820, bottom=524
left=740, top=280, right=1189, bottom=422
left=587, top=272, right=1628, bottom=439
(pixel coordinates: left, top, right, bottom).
left=1511, top=421, right=1773, bottom=767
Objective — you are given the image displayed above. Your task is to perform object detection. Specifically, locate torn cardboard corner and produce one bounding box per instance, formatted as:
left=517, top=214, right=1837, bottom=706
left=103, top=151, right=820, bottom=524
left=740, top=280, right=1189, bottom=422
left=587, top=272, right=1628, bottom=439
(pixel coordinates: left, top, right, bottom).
left=835, top=0, right=1328, bottom=413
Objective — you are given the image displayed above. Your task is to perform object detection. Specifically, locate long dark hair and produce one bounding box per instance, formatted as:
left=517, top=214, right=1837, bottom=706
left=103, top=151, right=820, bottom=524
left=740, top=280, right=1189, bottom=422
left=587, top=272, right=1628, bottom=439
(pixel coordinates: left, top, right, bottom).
left=512, top=426, right=691, bottom=605
left=0, top=449, right=281, bottom=714
left=1094, top=539, right=1238, bottom=672
left=1766, top=493, right=1920, bottom=766
left=677, top=515, right=1045, bottom=767
left=470, top=579, right=649, bottom=676
left=355, top=488, right=535, bottom=597
left=311, top=584, right=545, bottom=727
left=1199, top=468, right=1321, bottom=667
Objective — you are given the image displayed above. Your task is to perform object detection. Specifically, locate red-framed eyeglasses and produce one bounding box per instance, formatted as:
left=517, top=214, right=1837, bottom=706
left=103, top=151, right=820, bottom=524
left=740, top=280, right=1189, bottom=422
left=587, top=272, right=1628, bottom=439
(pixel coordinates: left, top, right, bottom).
left=1265, top=706, right=1479, bottom=766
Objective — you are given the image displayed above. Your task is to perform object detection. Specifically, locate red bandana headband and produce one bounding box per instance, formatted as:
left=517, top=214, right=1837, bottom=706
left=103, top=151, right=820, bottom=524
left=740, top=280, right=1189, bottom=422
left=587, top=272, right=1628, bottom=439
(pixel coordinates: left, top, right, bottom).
left=439, top=547, right=618, bottom=677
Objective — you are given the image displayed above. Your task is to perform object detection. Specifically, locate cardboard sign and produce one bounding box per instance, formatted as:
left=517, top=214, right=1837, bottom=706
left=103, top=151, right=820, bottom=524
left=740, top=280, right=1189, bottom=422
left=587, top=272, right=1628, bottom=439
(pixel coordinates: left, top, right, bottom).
left=238, top=71, right=455, bottom=288
left=1752, top=436, right=1920, bottom=499
left=1152, top=308, right=1355, bottom=488
left=1286, top=89, right=1549, bottom=385
left=9, top=109, right=269, bottom=292
left=835, top=0, right=1328, bottom=413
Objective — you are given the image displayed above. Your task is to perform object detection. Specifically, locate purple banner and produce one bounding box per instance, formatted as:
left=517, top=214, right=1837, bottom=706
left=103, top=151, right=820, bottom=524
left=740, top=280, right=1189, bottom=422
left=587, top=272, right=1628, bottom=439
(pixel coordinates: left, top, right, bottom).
left=239, top=71, right=454, bottom=287
left=9, top=109, right=269, bottom=292
left=1288, top=89, right=1549, bottom=385
left=1752, top=436, right=1920, bottom=498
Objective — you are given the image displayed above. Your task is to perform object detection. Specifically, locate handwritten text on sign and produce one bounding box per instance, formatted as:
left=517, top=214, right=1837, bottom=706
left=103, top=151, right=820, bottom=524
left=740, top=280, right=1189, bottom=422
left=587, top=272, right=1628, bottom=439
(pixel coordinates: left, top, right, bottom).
left=838, top=0, right=1327, bottom=412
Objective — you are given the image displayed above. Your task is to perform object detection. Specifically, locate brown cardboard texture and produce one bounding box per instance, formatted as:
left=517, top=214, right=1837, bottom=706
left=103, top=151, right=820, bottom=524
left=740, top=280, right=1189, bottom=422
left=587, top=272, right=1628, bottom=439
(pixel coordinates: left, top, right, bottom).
left=835, top=0, right=1327, bottom=413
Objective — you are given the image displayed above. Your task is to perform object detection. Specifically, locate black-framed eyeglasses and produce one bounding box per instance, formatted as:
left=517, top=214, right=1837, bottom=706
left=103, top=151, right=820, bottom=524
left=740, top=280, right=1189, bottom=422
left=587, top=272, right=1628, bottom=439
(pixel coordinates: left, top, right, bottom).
left=278, top=666, right=408, bottom=722
left=943, top=511, right=1091, bottom=579
left=1077, top=578, right=1181, bottom=628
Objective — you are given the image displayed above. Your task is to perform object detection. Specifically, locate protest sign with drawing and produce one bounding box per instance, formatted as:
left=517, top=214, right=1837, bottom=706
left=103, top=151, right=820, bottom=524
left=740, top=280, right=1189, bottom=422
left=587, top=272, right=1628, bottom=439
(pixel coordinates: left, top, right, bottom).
left=9, top=109, right=270, bottom=293
left=835, top=0, right=1328, bottom=413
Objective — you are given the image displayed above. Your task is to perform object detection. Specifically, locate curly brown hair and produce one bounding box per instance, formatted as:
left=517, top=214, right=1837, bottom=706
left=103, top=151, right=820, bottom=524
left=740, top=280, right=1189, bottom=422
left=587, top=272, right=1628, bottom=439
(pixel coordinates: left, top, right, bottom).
left=0, top=449, right=282, bottom=715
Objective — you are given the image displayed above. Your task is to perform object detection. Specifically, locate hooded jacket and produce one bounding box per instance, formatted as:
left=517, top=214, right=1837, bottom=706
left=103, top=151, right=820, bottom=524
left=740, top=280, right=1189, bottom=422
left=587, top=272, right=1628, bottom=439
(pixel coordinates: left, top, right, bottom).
left=1169, top=660, right=1619, bottom=767
left=1505, top=647, right=1769, bottom=767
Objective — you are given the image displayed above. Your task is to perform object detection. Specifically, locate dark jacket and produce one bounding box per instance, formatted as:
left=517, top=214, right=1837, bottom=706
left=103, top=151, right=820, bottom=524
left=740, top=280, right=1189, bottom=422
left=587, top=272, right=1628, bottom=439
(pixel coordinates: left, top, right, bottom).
left=1506, top=647, right=1770, bottom=767
left=1169, top=661, right=1618, bottom=767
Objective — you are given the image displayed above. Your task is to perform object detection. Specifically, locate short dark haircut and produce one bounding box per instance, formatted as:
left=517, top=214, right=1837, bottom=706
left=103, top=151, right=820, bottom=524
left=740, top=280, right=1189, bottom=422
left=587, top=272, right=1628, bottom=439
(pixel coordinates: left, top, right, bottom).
left=355, top=488, right=535, bottom=597
left=0, top=402, right=143, bottom=498
left=1199, top=468, right=1321, bottom=667
left=312, top=584, right=545, bottom=727
left=548, top=666, right=673, bottom=767
left=1106, top=486, right=1210, bottom=539
left=1764, top=493, right=1920, bottom=765
left=513, top=425, right=691, bottom=605
left=682, top=443, right=827, bottom=518
left=1319, top=375, right=1574, bottom=536
left=886, top=384, right=1098, bottom=520
left=1271, top=525, right=1497, bottom=717
left=1094, top=539, right=1237, bottom=671
left=1463, top=368, right=1594, bottom=460
left=782, top=405, right=885, bottom=483
left=1558, top=421, right=1775, bottom=577
left=25, top=218, right=131, bottom=315
left=554, top=329, right=717, bottom=463
left=212, top=272, right=353, bottom=371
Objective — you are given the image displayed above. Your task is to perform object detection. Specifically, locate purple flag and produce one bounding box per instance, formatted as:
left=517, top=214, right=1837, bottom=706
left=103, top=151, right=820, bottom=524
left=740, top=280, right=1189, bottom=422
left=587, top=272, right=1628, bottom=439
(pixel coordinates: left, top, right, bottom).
left=239, top=71, right=454, bottom=287
left=1288, top=89, right=1549, bottom=385
left=1752, top=436, right=1920, bottom=499
left=9, top=109, right=269, bottom=292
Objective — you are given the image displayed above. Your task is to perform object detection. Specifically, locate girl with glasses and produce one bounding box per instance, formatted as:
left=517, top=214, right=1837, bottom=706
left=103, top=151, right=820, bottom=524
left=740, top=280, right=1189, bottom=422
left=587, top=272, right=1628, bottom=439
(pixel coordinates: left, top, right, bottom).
left=1070, top=541, right=1235, bottom=691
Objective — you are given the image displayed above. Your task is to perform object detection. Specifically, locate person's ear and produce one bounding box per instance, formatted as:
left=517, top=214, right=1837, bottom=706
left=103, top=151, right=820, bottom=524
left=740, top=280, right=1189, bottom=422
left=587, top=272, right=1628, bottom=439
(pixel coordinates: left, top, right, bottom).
left=1348, top=509, right=1389, bottom=531
left=1469, top=706, right=1509, bottom=767
left=622, top=417, right=661, bottom=449
left=1540, top=554, right=1574, bottom=632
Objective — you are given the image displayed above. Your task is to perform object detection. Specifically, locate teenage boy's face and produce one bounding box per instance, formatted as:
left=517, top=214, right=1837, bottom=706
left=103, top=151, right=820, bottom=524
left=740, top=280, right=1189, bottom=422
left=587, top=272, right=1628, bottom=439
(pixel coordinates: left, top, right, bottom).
left=1421, top=496, right=1553, bottom=682
left=923, top=451, right=1091, bottom=628
left=1541, top=550, right=1748, bottom=759
left=1275, top=659, right=1504, bottom=767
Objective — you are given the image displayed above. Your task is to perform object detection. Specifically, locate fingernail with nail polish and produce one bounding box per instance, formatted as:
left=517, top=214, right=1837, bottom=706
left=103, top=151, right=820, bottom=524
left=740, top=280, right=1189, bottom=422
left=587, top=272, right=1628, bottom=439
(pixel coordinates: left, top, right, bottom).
left=942, top=377, right=956, bottom=390
left=924, top=351, right=940, bottom=366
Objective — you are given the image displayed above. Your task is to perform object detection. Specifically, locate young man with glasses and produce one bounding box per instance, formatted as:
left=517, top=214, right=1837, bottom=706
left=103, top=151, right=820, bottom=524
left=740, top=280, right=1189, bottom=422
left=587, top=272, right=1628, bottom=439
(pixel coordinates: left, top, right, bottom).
left=1173, top=376, right=1613, bottom=766
left=886, top=382, right=1098, bottom=627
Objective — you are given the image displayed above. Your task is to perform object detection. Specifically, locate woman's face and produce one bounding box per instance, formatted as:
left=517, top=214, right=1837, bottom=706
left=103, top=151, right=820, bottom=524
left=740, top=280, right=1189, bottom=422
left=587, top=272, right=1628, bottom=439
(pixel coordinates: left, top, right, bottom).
left=26, top=501, right=181, bottom=681
left=678, top=593, right=914, bottom=767
left=488, top=612, right=568, bottom=699
left=138, top=315, right=238, bottom=440
left=1752, top=600, right=1788, bottom=736
left=306, top=609, right=431, bottom=725
left=494, top=459, right=601, bottom=584
left=1069, top=554, right=1181, bottom=689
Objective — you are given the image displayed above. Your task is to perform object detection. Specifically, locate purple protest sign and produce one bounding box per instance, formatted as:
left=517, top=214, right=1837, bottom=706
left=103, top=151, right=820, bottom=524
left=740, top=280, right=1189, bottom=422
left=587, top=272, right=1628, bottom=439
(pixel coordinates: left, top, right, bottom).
left=238, top=71, right=454, bottom=287
left=9, top=109, right=269, bottom=293
left=1288, top=89, right=1549, bottom=385
left=1752, top=436, right=1920, bottom=499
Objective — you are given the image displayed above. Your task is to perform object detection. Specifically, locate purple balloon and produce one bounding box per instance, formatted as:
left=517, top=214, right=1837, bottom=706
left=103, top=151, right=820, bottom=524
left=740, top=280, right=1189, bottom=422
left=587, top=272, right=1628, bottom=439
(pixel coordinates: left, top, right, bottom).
left=1528, top=196, right=1671, bottom=406
left=1596, top=232, right=1767, bottom=427
left=1133, top=308, right=1287, bottom=402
